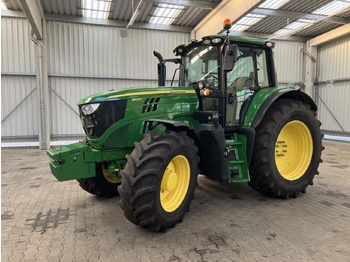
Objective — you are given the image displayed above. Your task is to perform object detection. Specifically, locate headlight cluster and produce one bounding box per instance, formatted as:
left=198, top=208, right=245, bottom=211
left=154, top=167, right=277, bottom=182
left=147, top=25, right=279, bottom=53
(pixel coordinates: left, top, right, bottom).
left=81, top=103, right=100, bottom=115
left=203, top=37, right=222, bottom=45
left=79, top=99, right=127, bottom=139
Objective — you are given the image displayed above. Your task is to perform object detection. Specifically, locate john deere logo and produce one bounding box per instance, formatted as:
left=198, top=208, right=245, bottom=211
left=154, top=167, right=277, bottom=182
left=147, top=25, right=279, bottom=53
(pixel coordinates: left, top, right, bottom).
left=169, top=90, right=186, bottom=94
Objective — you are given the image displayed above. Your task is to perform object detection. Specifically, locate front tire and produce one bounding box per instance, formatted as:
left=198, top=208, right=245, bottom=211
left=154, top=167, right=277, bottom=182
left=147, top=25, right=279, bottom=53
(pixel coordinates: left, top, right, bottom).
left=118, top=130, right=199, bottom=231
left=77, top=163, right=121, bottom=198
left=249, top=99, right=323, bottom=198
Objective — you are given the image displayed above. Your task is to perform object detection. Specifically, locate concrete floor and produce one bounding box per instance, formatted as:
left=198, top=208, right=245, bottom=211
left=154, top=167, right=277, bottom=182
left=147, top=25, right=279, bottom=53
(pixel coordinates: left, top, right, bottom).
left=1, top=140, right=350, bottom=262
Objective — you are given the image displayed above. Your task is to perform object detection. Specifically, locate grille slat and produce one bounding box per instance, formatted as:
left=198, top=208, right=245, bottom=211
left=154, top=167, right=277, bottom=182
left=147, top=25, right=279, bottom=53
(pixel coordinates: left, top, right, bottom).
left=141, top=97, right=161, bottom=114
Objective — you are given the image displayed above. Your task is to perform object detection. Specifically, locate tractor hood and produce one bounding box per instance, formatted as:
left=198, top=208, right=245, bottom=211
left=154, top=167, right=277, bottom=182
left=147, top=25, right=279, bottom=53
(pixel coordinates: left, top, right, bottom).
left=78, top=86, right=196, bottom=105
left=77, top=86, right=199, bottom=150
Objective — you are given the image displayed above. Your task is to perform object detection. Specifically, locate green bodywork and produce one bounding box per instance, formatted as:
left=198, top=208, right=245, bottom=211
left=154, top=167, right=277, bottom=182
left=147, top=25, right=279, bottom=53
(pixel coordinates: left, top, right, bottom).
left=48, top=86, right=199, bottom=181
left=47, top=85, right=291, bottom=182
left=81, top=87, right=199, bottom=150
left=47, top=33, right=310, bottom=184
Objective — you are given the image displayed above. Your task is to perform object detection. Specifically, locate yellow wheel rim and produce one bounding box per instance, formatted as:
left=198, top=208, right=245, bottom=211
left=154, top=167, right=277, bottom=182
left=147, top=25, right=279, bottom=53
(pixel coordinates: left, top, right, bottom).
left=102, top=165, right=122, bottom=184
left=275, top=120, right=313, bottom=181
left=160, top=155, right=190, bottom=212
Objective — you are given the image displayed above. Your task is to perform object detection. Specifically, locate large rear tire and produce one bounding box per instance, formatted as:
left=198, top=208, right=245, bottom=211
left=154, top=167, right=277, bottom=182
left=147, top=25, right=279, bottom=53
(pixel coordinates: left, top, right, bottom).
left=249, top=99, right=323, bottom=198
left=77, top=163, right=121, bottom=198
left=118, top=130, right=199, bottom=232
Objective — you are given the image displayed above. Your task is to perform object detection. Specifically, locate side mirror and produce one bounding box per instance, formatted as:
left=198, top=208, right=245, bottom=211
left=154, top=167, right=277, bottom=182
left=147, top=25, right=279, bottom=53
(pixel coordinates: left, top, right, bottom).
left=223, top=44, right=238, bottom=72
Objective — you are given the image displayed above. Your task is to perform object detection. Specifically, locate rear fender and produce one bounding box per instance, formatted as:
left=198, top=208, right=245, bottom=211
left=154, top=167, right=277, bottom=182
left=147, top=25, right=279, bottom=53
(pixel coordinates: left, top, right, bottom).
left=243, top=88, right=317, bottom=128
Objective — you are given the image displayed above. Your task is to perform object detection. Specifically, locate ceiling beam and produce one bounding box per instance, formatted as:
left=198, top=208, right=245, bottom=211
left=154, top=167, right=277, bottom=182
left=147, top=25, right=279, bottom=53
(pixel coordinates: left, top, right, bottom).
left=45, top=13, right=193, bottom=33
left=229, top=31, right=310, bottom=42
left=141, top=0, right=217, bottom=10
left=18, top=0, right=45, bottom=39
left=252, top=8, right=350, bottom=25
left=1, top=9, right=27, bottom=18
left=1, top=10, right=193, bottom=33
left=192, top=0, right=264, bottom=39
left=309, top=23, right=350, bottom=46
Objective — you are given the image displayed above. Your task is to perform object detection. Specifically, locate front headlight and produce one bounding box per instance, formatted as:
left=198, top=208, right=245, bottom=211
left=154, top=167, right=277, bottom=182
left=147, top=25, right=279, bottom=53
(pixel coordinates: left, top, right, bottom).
left=81, top=103, right=100, bottom=115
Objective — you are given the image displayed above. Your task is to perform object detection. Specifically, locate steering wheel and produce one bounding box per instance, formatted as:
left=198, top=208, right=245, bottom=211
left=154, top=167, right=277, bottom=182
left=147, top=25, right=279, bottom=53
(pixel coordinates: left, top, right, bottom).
left=205, top=73, right=219, bottom=81
left=205, top=74, right=219, bottom=89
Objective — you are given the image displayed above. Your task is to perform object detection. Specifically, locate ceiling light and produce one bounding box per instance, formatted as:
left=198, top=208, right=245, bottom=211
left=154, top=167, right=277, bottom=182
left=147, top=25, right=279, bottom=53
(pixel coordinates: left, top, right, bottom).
left=259, top=0, right=290, bottom=9
left=312, top=0, right=350, bottom=15
left=273, top=19, right=314, bottom=37
left=1, top=2, right=8, bottom=10
left=149, top=3, right=184, bottom=25
left=230, top=14, right=266, bottom=32
left=82, top=0, right=111, bottom=19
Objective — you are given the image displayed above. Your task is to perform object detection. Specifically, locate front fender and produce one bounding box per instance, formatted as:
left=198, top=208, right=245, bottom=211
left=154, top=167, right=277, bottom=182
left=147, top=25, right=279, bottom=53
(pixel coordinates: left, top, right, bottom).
left=242, top=87, right=317, bottom=128
left=144, top=119, right=191, bottom=132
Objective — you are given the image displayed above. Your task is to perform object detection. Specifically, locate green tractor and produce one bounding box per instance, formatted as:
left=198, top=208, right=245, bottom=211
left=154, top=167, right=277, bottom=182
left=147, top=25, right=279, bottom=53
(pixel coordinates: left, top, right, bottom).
left=48, top=22, right=323, bottom=232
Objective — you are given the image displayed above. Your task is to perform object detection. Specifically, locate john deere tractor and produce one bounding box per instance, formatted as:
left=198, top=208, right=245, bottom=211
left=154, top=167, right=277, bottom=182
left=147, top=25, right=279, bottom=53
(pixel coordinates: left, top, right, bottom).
left=48, top=21, right=323, bottom=232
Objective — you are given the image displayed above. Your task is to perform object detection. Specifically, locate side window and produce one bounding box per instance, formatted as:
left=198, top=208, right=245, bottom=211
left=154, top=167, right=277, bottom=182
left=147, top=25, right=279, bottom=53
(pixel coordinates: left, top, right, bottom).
left=256, top=51, right=269, bottom=87
left=226, top=47, right=268, bottom=126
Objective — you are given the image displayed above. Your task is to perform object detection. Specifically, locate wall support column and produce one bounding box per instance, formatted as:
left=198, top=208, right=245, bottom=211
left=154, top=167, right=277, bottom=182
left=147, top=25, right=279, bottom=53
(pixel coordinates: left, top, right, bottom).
left=304, top=43, right=317, bottom=99
left=21, top=0, right=50, bottom=149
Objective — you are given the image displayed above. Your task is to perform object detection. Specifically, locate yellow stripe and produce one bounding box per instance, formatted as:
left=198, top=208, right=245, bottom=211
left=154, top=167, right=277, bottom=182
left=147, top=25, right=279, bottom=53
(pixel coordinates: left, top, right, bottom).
left=108, top=90, right=196, bottom=99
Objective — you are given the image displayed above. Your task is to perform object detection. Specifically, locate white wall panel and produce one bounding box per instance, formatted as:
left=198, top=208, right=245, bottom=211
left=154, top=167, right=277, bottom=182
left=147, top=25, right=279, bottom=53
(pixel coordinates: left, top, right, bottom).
left=47, top=21, right=189, bottom=135
left=316, top=34, right=350, bottom=133
left=3, top=17, right=325, bottom=138
left=273, top=40, right=305, bottom=85
left=317, top=82, right=350, bottom=132
left=123, top=28, right=189, bottom=80
left=318, top=34, right=350, bottom=81
left=47, top=21, right=189, bottom=80
left=1, top=76, right=37, bottom=137
left=1, top=18, right=36, bottom=74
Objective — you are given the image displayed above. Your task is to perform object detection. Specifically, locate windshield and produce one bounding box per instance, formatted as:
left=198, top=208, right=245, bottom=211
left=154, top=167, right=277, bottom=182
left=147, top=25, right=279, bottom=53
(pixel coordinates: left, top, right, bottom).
left=185, top=46, right=219, bottom=86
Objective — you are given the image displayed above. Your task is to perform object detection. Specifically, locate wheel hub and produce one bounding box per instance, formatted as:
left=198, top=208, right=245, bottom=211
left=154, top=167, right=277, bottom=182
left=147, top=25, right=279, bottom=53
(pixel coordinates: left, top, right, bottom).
left=102, top=165, right=122, bottom=184
left=275, top=120, right=313, bottom=181
left=160, top=155, right=190, bottom=212
left=161, top=168, right=178, bottom=192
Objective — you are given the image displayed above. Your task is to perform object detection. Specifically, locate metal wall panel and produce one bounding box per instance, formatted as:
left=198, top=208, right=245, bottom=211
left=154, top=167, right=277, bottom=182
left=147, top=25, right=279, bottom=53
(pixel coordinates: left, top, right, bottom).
left=1, top=17, right=37, bottom=139
left=273, top=40, right=305, bottom=85
left=316, top=34, right=350, bottom=133
left=2, top=17, right=312, bottom=138
left=317, top=82, right=350, bottom=132
left=1, top=17, right=36, bottom=74
left=46, top=21, right=189, bottom=135
left=1, top=76, right=37, bottom=137
left=318, top=34, right=350, bottom=81
left=47, top=21, right=190, bottom=80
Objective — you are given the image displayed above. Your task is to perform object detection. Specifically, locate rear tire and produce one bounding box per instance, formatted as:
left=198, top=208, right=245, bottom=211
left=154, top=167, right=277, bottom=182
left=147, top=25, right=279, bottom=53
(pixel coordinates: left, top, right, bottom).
left=77, top=163, right=121, bottom=198
left=118, top=130, right=199, bottom=232
left=249, top=99, right=323, bottom=198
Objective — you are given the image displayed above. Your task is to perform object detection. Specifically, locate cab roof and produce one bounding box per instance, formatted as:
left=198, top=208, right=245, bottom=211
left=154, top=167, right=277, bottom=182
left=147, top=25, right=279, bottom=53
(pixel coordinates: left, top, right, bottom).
left=174, top=34, right=271, bottom=56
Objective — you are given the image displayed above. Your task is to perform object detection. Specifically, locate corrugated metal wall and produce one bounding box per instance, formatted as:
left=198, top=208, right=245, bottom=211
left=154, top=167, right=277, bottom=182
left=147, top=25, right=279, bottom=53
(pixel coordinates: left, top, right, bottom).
left=47, top=21, right=187, bottom=79
left=273, top=40, right=305, bottom=86
left=1, top=18, right=37, bottom=138
left=46, top=21, right=190, bottom=136
left=1, top=76, right=37, bottom=137
left=316, top=34, right=350, bottom=133
left=2, top=16, right=310, bottom=139
left=1, top=18, right=36, bottom=73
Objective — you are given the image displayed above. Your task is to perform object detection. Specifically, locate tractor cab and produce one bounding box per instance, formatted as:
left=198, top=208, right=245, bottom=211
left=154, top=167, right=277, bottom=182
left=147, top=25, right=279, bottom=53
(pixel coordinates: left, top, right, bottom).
left=174, top=32, right=277, bottom=130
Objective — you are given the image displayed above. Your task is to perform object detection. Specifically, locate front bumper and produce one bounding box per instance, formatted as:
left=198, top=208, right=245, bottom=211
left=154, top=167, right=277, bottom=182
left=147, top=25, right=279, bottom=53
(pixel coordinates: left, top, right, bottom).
left=47, top=142, right=96, bottom=181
